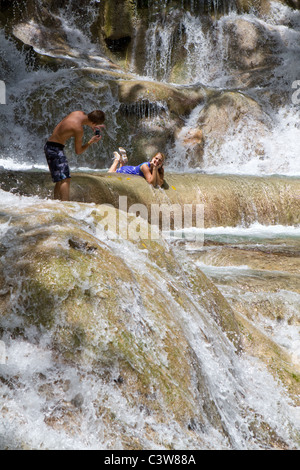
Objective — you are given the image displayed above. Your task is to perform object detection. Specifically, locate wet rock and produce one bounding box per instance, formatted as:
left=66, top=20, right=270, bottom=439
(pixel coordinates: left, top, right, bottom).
left=0, top=171, right=299, bottom=228
left=0, top=198, right=242, bottom=444
left=68, top=238, right=98, bottom=253
left=197, top=91, right=270, bottom=165
left=71, top=393, right=84, bottom=408
left=236, top=0, right=300, bottom=14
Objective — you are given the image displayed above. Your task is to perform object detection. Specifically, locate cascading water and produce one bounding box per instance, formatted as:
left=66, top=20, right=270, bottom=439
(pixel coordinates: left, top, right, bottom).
left=0, top=0, right=299, bottom=451
left=0, top=3, right=120, bottom=170
left=0, top=190, right=299, bottom=450
left=139, top=2, right=300, bottom=174
left=142, top=5, right=234, bottom=85
left=1, top=1, right=299, bottom=174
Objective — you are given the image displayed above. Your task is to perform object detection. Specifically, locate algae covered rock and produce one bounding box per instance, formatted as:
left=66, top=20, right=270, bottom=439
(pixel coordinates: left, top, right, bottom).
left=0, top=193, right=299, bottom=449
left=1, top=171, right=299, bottom=229
left=0, top=196, right=242, bottom=448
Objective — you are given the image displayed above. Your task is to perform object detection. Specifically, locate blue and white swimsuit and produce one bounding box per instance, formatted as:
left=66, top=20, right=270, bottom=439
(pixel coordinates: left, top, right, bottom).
left=44, top=141, right=70, bottom=182
left=116, top=162, right=150, bottom=178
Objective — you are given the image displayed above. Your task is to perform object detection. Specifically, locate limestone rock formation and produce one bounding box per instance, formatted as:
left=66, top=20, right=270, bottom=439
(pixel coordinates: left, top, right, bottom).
left=0, top=194, right=298, bottom=448
left=1, top=171, right=299, bottom=228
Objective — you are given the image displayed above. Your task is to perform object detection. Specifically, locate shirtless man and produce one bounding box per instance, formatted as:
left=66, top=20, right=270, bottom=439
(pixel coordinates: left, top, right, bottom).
left=44, top=110, right=105, bottom=201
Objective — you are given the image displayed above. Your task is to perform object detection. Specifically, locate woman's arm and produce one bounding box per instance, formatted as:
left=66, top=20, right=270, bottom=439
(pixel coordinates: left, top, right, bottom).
left=141, top=164, right=164, bottom=187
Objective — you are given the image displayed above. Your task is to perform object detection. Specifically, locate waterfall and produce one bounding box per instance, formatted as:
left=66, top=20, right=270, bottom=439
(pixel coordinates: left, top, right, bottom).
left=143, top=3, right=236, bottom=85
left=132, top=2, right=300, bottom=175
left=119, top=100, right=168, bottom=120
left=0, top=190, right=299, bottom=449
left=0, top=30, right=119, bottom=170
left=1, top=2, right=299, bottom=174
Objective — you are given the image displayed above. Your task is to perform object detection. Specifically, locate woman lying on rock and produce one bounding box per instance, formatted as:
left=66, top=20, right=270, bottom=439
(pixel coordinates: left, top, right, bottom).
left=108, top=148, right=165, bottom=187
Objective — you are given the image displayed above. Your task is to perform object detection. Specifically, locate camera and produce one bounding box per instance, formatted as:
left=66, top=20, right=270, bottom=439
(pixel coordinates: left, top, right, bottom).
left=94, top=129, right=101, bottom=136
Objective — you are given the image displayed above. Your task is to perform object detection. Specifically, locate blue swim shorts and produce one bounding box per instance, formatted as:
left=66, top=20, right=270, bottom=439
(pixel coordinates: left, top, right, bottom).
left=44, top=141, right=71, bottom=183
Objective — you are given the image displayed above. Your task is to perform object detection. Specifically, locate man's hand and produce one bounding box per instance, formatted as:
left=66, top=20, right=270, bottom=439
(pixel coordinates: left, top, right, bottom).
left=88, top=124, right=105, bottom=145
left=89, top=134, right=102, bottom=145
left=95, top=124, right=106, bottom=131
left=88, top=124, right=106, bottom=146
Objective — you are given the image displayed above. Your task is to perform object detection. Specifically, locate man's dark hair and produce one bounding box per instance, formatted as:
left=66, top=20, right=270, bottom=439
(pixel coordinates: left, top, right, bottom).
left=88, top=110, right=105, bottom=124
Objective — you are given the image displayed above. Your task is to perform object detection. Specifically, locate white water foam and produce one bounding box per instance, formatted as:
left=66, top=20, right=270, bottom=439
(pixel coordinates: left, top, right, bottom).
left=0, top=190, right=299, bottom=449
left=170, top=222, right=300, bottom=242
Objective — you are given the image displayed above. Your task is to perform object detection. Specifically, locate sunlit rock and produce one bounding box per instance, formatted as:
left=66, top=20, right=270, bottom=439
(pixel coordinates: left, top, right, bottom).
left=1, top=171, right=299, bottom=228
left=0, top=198, right=244, bottom=448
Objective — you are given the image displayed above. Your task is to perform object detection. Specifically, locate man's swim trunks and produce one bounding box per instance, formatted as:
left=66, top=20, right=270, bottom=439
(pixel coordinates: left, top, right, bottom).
left=116, top=162, right=150, bottom=178
left=44, top=141, right=71, bottom=183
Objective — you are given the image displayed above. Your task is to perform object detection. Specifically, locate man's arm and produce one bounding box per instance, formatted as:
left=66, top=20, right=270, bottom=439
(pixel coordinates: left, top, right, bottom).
left=74, top=128, right=101, bottom=155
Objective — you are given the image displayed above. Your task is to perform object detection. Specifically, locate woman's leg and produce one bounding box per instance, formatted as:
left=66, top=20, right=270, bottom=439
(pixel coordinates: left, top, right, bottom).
left=118, top=147, right=128, bottom=164
left=108, top=152, right=121, bottom=173
left=108, top=149, right=128, bottom=173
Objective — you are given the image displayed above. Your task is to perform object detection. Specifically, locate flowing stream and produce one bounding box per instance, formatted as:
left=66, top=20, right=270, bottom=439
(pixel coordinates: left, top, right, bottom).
left=0, top=191, right=299, bottom=450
